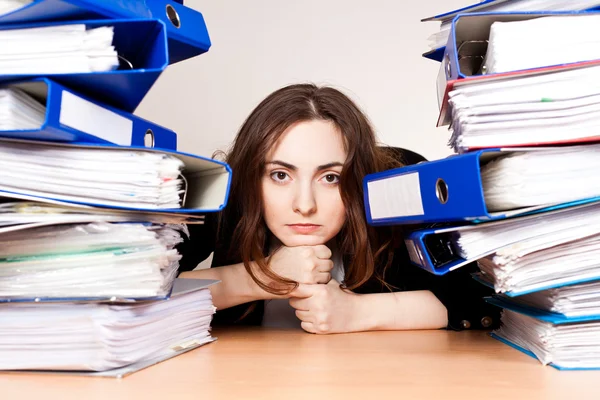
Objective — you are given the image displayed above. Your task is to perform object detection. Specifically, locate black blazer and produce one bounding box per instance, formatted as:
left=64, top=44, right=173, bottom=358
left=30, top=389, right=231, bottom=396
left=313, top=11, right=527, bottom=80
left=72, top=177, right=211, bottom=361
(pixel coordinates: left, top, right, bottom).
left=176, top=147, right=500, bottom=331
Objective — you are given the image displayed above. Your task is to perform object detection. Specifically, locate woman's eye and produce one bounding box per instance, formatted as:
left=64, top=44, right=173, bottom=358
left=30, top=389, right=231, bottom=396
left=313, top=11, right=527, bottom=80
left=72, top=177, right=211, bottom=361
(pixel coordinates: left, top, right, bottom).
left=323, top=174, right=340, bottom=184
left=271, top=171, right=289, bottom=182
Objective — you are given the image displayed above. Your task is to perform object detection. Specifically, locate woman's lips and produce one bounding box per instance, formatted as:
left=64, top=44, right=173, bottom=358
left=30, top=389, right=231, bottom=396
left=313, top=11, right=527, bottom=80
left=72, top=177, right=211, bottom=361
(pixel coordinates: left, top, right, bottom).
left=287, top=224, right=321, bottom=234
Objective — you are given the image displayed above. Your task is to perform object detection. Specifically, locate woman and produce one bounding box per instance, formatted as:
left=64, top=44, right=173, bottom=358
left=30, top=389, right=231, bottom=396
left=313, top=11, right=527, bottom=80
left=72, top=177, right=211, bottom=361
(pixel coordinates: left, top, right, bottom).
left=178, top=83, right=498, bottom=333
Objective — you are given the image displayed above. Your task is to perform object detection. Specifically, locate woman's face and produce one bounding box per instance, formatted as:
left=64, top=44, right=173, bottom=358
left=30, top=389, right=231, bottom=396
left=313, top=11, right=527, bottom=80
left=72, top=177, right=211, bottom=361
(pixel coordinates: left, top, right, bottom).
left=261, top=119, right=347, bottom=247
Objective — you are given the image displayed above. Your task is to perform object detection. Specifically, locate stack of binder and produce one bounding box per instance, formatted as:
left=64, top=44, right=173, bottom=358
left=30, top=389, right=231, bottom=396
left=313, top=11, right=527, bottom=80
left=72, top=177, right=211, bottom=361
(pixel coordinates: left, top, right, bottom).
left=363, top=1, right=600, bottom=370
left=0, top=1, right=231, bottom=377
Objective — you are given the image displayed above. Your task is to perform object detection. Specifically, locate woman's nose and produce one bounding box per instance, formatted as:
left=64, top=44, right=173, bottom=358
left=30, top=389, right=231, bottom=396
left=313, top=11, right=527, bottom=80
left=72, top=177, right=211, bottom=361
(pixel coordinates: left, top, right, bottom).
left=292, top=182, right=317, bottom=215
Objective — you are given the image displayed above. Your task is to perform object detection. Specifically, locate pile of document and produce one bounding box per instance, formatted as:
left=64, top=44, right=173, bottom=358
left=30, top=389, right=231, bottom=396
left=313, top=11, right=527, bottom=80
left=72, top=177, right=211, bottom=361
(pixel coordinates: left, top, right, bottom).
left=0, top=1, right=228, bottom=377
left=422, top=0, right=600, bottom=59
left=364, top=1, right=600, bottom=371
left=0, top=278, right=216, bottom=376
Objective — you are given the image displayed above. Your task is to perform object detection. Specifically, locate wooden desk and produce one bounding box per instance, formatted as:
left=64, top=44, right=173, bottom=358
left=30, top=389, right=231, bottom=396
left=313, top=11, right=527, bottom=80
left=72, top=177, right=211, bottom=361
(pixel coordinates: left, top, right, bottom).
left=2, top=327, right=600, bottom=400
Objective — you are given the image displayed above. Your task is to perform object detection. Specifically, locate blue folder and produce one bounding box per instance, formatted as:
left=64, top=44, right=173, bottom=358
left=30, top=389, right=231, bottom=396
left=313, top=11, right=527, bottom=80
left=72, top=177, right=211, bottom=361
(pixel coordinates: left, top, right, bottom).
left=1, top=78, right=176, bottom=150
left=0, top=138, right=231, bottom=216
left=363, top=147, right=600, bottom=226
left=0, top=18, right=168, bottom=113
left=0, top=0, right=211, bottom=64
left=421, top=3, right=600, bottom=61
left=403, top=200, right=600, bottom=275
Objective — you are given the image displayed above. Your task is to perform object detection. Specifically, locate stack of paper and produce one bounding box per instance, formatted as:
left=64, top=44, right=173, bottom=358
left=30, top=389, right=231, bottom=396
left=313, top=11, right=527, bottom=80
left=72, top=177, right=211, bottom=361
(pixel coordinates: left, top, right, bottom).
left=492, top=308, right=600, bottom=370
left=482, top=15, right=600, bottom=74
left=0, top=0, right=223, bottom=378
left=0, top=201, right=203, bottom=228
left=480, top=145, right=600, bottom=211
left=454, top=201, right=600, bottom=260
left=0, top=140, right=185, bottom=209
left=0, top=279, right=216, bottom=375
left=420, top=1, right=600, bottom=371
left=477, top=233, right=600, bottom=295
left=425, top=0, right=600, bottom=52
left=0, top=88, right=45, bottom=130
left=499, top=281, right=600, bottom=317
left=448, top=64, right=600, bottom=151
left=0, top=24, right=119, bottom=75
left=0, top=222, right=185, bottom=300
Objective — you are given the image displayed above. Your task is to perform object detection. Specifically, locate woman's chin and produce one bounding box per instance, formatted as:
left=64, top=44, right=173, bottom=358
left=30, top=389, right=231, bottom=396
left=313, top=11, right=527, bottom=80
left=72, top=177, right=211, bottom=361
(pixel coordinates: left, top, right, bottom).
left=280, top=234, right=329, bottom=247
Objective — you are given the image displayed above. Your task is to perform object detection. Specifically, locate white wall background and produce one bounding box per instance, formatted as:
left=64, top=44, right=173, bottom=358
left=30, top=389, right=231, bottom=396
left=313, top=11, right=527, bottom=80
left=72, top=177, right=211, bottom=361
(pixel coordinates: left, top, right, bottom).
left=135, top=0, right=472, bottom=162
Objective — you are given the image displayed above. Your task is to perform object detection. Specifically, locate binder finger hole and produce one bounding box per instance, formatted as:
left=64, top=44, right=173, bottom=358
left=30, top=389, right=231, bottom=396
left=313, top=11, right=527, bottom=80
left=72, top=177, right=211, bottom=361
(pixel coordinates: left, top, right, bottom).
left=166, top=4, right=181, bottom=29
left=144, top=129, right=155, bottom=148
left=435, top=178, right=449, bottom=204
left=445, top=53, right=452, bottom=79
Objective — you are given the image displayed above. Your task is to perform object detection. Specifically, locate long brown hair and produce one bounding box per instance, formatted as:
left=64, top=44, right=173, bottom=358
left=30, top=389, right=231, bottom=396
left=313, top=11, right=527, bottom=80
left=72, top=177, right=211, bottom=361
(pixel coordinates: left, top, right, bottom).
left=217, top=84, right=402, bottom=295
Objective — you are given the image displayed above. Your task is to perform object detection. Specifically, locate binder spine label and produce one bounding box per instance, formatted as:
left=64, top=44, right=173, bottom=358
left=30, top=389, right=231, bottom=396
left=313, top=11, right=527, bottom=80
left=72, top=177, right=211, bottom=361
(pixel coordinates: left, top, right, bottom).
left=367, top=172, right=424, bottom=220
left=59, top=91, right=133, bottom=145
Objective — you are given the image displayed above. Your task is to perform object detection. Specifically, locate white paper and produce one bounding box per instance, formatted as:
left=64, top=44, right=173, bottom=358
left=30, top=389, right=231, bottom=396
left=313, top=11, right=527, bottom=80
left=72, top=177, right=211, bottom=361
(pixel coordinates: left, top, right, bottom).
left=454, top=201, right=600, bottom=260
left=0, top=140, right=185, bottom=209
left=495, top=309, right=600, bottom=369
left=0, top=280, right=217, bottom=372
left=0, top=88, right=45, bottom=130
left=483, top=15, right=600, bottom=74
left=479, top=145, right=600, bottom=211
left=448, top=65, right=600, bottom=151
left=425, top=0, right=600, bottom=50
left=0, top=24, right=118, bottom=74
left=506, top=281, right=600, bottom=317
left=479, top=233, right=600, bottom=295
left=0, top=222, right=185, bottom=300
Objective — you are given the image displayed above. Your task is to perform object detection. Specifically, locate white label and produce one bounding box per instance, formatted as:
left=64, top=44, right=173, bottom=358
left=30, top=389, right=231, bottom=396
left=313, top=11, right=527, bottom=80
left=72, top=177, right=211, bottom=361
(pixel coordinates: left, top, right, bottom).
left=59, top=91, right=133, bottom=146
left=367, top=172, right=424, bottom=220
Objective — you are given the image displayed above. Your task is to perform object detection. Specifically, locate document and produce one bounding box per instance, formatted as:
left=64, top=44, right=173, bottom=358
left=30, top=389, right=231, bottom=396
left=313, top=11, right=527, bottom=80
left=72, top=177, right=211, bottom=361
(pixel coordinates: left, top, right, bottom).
left=425, top=0, right=600, bottom=51
left=0, top=24, right=119, bottom=74
left=478, top=233, right=600, bottom=295
left=494, top=309, right=600, bottom=369
left=448, top=65, right=600, bottom=150
left=480, top=144, right=600, bottom=211
left=0, top=279, right=217, bottom=373
left=483, top=15, right=600, bottom=74
left=502, top=280, right=600, bottom=317
left=0, top=140, right=186, bottom=209
left=0, top=87, right=45, bottom=130
left=454, top=201, right=600, bottom=261
left=0, top=200, right=203, bottom=228
left=0, top=222, right=184, bottom=300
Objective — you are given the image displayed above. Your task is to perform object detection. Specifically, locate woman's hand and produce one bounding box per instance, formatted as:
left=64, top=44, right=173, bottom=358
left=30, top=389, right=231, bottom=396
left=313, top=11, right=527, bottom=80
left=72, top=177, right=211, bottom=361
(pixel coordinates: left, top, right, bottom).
left=289, top=280, right=364, bottom=334
left=267, top=245, right=334, bottom=285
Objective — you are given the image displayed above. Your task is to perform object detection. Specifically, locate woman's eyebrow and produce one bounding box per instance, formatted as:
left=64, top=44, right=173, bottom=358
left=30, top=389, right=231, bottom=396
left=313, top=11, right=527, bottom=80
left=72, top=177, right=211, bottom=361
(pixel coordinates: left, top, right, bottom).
left=316, top=162, right=344, bottom=171
left=266, top=160, right=296, bottom=170
left=265, top=161, right=344, bottom=171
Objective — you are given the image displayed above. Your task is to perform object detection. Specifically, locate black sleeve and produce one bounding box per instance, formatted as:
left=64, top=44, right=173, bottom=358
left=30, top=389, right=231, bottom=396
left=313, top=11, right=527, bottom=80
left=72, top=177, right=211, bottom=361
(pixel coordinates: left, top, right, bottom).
left=382, top=244, right=501, bottom=331
left=176, top=213, right=265, bottom=326
left=176, top=212, right=219, bottom=273
left=370, top=147, right=499, bottom=330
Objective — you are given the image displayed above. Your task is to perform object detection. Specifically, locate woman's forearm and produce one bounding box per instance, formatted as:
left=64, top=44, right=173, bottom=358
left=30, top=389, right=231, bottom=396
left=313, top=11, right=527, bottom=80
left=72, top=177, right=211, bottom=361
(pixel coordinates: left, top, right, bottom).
left=356, top=290, right=448, bottom=331
left=179, top=263, right=274, bottom=310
